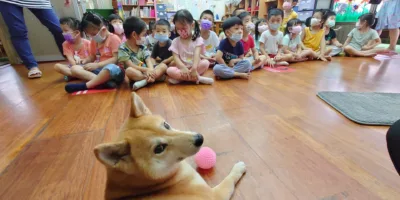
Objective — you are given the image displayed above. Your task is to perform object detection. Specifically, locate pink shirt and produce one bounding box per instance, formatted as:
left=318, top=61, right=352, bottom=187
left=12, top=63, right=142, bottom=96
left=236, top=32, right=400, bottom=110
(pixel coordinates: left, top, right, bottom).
left=90, top=33, right=122, bottom=62
left=168, top=37, right=205, bottom=66
left=62, top=39, right=91, bottom=61
left=240, top=34, right=255, bottom=55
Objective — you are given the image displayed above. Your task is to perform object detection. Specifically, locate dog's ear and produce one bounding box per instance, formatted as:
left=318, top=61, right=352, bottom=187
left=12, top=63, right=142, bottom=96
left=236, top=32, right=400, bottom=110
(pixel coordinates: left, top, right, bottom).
left=94, top=140, right=130, bottom=168
left=130, top=92, right=152, bottom=118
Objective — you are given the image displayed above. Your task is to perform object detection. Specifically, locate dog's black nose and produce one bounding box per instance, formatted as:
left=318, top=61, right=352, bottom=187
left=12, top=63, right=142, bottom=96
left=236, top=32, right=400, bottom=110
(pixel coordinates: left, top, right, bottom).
left=194, top=134, right=204, bottom=147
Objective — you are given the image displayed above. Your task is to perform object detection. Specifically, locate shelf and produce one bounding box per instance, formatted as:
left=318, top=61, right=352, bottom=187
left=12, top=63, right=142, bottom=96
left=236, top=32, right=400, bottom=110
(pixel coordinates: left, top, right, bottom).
left=122, top=4, right=155, bottom=8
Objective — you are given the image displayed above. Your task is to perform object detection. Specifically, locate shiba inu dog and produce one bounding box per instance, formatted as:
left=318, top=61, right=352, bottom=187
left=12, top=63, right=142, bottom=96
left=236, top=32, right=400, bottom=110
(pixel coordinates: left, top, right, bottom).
left=94, top=92, right=246, bottom=200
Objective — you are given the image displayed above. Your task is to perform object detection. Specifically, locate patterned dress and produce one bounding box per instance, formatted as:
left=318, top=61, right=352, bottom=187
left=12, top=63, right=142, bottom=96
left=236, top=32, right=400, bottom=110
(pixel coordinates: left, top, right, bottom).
left=375, top=0, right=400, bottom=30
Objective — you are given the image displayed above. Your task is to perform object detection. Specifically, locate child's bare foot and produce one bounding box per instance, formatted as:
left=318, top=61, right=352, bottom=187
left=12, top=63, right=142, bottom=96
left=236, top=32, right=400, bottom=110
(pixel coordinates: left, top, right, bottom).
left=325, top=56, right=332, bottom=61
left=237, top=73, right=250, bottom=79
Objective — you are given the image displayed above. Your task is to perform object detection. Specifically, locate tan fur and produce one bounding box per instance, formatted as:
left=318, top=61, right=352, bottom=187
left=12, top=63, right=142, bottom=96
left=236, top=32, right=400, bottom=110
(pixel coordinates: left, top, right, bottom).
left=94, top=93, right=246, bottom=200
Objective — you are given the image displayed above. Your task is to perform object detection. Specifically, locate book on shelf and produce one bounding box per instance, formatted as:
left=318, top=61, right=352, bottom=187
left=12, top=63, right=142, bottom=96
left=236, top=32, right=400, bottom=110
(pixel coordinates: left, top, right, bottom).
left=124, top=6, right=155, bottom=19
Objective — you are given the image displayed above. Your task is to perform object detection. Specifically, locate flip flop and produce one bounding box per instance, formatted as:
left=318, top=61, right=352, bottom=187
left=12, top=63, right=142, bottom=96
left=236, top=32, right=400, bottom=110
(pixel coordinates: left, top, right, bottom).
left=28, top=68, right=42, bottom=79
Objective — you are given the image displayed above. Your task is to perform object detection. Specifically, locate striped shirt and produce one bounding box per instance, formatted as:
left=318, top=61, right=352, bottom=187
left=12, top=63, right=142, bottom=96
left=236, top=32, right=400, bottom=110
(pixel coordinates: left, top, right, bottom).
left=0, top=0, right=52, bottom=9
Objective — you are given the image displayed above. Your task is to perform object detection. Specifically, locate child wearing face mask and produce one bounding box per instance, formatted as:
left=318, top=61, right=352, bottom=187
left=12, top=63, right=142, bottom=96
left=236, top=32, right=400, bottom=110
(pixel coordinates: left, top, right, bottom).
left=237, top=12, right=266, bottom=70
left=167, top=9, right=214, bottom=85
left=199, top=10, right=220, bottom=63
left=145, top=21, right=157, bottom=52
left=213, top=17, right=252, bottom=80
left=343, top=13, right=388, bottom=57
left=281, top=0, right=298, bottom=32
left=281, top=18, right=315, bottom=62
left=323, top=10, right=342, bottom=56
left=108, top=14, right=126, bottom=43
left=65, top=12, right=123, bottom=93
left=118, top=17, right=168, bottom=91
left=169, top=15, right=178, bottom=40
left=151, top=19, right=173, bottom=65
left=255, top=19, right=268, bottom=50
left=302, top=10, right=331, bottom=61
left=260, top=9, right=290, bottom=67
left=54, top=17, right=91, bottom=81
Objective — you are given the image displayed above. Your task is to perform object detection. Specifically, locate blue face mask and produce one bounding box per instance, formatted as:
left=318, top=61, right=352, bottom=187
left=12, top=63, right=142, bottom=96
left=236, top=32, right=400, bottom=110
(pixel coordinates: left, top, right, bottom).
left=269, top=23, right=280, bottom=31
left=93, top=28, right=106, bottom=43
left=230, top=33, right=243, bottom=43
left=154, top=33, right=169, bottom=42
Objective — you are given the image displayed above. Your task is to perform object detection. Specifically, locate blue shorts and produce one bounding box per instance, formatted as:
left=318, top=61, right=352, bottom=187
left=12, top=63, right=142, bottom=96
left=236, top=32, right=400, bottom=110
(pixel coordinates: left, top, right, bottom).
left=101, top=64, right=125, bottom=84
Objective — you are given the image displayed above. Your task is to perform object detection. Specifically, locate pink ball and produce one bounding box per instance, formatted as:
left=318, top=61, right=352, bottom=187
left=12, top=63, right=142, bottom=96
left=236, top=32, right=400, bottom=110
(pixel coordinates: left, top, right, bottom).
left=194, top=147, right=216, bottom=169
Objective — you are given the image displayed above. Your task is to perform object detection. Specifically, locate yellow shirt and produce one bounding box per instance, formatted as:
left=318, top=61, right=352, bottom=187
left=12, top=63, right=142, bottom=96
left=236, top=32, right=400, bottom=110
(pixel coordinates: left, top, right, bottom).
left=302, top=27, right=324, bottom=51
left=280, top=11, right=298, bottom=32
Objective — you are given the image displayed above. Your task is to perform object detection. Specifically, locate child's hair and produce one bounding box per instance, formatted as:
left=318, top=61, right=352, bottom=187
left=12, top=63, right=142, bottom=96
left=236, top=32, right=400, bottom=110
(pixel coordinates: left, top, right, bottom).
left=155, top=19, right=171, bottom=30
left=60, top=17, right=80, bottom=31
left=149, top=20, right=156, bottom=32
left=200, top=10, right=214, bottom=21
left=222, top=17, right=243, bottom=32
left=173, top=9, right=200, bottom=41
left=255, top=19, right=266, bottom=40
left=81, top=12, right=108, bottom=32
left=232, top=8, right=245, bottom=16
left=322, top=9, right=336, bottom=20
left=268, top=8, right=284, bottom=20
left=305, top=17, right=311, bottom=27
left=252, top=16, right=259, bottom=22
left=284, top=18, right=302, bottom=35
left=237, top=11, right=251, bottom=21
left=124, top=16, right=147, bottom=39
left=107, top=14, right=123, bottom=33
left=359, top=13, right=375, bottom=27
left=312, top=9, right=324, bottom=28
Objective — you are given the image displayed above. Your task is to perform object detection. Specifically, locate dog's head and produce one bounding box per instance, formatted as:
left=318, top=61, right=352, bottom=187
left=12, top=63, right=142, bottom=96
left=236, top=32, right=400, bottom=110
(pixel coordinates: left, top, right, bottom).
left=94, top=93, right=203, bottom=181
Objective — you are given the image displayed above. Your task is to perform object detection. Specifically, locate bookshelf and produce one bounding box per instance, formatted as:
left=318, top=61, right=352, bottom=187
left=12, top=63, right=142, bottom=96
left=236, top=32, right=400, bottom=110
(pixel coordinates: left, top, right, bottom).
left=258, top=0, right=283, bottom=18
left=113, top=0, right=157, bottom=23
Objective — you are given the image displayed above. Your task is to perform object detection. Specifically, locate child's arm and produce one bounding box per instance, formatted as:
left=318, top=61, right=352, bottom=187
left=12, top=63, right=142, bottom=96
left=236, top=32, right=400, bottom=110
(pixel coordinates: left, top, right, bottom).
left=251, top=47, right=260, bottom=61
left=189, top=46, right=202, bottom=81
left=145, top=56, right=154, bottom=70
left=318, top=36, right=327, bottom=60
left=215, top=50, right=225, bottom=65
left=84, top=53, right=117, bottom=71
left=172, top=53, right=189, bottom=71
left=342, top=36, right=352, bottom=47
left=66, top=55, right=76, bottom=65
left=331, top=38, right=343, bottom=47
left=259, top=42, right=270, bottom=59
left=161, top=56, right=173, bottom=65
left=362, top=38, right=381, bottom=50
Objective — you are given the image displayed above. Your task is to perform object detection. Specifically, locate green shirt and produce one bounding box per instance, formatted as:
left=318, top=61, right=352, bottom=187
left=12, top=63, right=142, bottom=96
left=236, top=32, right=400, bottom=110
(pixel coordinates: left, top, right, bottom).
left=118, top=42, right=150, bottom=69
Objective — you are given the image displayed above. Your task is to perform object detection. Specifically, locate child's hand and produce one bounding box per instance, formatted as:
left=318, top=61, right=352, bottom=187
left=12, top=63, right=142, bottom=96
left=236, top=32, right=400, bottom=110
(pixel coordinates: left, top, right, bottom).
left=361, top=45, right=370, bottom=50
left=189, top=68, right=199, bottom=82
left=80, top=59, right=89, bottom=65
left=83, top=63, right=99, bottom=71
left=254, top=56, right=261, bottom=64
left=180, top=67, right=190, bottom=79
left=266, top=58, right=275, bottom=67
left=156, top=57, right=162, bottom=62
left=317, top=54, right=328, bottom=62
left=336, top=43, right=343, bottom=47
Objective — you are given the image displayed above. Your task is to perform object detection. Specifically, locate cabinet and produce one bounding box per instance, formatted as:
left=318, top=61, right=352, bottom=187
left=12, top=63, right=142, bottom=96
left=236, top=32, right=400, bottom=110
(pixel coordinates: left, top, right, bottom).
left=112, top=0, right=157, bottom=23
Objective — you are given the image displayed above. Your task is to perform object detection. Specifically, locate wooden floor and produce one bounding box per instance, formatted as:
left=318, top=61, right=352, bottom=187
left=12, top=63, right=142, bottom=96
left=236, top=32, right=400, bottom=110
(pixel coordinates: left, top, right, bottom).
left=0, top=57, right=400, bottom=200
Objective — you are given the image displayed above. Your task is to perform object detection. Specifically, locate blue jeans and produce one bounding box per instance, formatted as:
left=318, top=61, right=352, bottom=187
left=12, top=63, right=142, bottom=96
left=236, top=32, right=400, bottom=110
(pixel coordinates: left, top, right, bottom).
left=0, top=2, right=64, bottom=69
left=213, top=60, right=252, bottom=79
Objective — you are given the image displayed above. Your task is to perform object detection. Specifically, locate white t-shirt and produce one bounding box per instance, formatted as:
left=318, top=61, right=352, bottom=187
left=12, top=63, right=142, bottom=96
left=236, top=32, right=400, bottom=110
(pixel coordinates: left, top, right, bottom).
left=281, top=34, right=301, bottom=52
left=259, top=30, right=283, bottom=54
left=202, top=31, right=220, bottom=54
left=0, top=0, right=51, bottom=9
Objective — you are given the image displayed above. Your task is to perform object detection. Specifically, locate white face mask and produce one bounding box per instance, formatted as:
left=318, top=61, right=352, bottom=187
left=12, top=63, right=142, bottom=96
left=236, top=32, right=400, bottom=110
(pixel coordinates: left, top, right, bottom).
left=93, top=28, right=106, bottom=43
left=310, top=18, right=321, bottom=26
left=113, top=24, right=124, bottom=35
left=136, top=36, right=146, bottom=45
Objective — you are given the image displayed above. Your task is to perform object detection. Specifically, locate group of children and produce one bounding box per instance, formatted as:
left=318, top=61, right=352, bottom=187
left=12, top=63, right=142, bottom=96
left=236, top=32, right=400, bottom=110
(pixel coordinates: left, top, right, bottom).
left=55, top=1, right=391, bottom=93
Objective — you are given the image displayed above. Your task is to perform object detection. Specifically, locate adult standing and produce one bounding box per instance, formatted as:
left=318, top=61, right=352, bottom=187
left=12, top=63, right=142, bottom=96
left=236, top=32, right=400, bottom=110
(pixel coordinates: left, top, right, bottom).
left=374, top=0, right=400, bottom=52
left=387, top=119, right=400, bottom=175
left=0, top=0, right=65, bottom=78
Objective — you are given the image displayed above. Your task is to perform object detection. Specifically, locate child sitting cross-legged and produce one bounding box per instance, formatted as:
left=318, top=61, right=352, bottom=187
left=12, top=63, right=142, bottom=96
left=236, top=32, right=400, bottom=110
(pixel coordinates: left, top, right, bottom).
left=259, top=9, right=291, bottom=66
left=343, top=13, right=389, bottom=57
left=237, top=11, right=266, bottom=70
left=199, top=10, right=220, bottom=63
left=166, top=9, right=214, bottom=85
left=65, top=12, right=123, bottom=93
left=213, top=17, right=252, bottom=80
left=120, top=16, right=168, bottom=91
left=281, top=18, right=315, bottom=62
left=54, top=17, right=91, bottom=81
left=151, top=19, right=173, bottom=65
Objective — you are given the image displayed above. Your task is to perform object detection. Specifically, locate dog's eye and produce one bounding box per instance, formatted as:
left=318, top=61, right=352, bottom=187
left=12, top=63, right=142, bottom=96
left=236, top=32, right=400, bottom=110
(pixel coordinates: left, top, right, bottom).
left=154, top=144, right=167, bottom=154
left=164, top=122, right=171, bottom=130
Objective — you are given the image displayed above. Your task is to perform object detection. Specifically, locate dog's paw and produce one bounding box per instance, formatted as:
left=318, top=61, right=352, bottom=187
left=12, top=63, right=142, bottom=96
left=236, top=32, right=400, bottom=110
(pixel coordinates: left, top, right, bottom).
left=231, top=161, right=246, bottom=183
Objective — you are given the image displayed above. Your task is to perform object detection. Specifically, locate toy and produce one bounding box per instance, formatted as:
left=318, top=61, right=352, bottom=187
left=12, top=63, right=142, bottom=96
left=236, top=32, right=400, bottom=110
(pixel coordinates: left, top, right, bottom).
left=194, top=147, right=216, bottom=169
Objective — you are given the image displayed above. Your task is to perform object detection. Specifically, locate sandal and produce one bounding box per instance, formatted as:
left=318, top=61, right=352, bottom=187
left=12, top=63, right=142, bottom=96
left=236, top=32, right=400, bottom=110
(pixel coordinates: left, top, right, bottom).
left=28, top=67, right=42, bottom=79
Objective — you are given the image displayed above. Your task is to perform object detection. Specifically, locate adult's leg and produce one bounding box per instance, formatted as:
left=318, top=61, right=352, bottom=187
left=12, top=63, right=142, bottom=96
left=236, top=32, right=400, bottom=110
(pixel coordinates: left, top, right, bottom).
left=0, top=2, right=38, bottom=70
left=29, top=8, right=64, bottom=55
left=387, top=119, right=400, bottom=175
left=388, top=28, right=399, bottom=51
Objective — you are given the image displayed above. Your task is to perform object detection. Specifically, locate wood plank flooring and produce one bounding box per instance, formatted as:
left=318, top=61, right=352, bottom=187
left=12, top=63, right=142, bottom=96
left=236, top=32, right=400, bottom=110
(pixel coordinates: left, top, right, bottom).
left=0, top=57, right=399, bottom=200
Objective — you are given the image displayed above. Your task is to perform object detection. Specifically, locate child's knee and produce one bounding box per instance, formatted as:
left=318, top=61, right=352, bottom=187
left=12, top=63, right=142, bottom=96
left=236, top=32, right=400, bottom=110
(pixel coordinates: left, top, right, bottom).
left=70, top=65, right=83, bottom=75
left=239, top=60, right=252, bottom=69
left=199, top=59, right=210, bottom=67
left=54, top=63, right=62, bottom=71
left=343, top=46, right=352, bottom=52
left=157, top=63, right=168, bottom=71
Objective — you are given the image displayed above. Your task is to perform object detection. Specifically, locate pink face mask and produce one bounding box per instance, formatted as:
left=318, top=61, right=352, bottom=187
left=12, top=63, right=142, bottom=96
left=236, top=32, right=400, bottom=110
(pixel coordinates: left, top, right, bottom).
left=283, top=2, right=292, bottom=10
left=178, top=29, right=191, bottom=39
left=290, top=25, right=302, bottom=34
